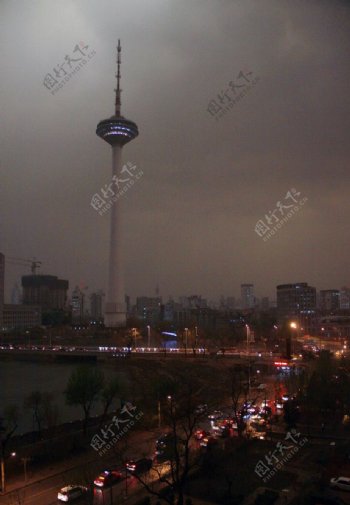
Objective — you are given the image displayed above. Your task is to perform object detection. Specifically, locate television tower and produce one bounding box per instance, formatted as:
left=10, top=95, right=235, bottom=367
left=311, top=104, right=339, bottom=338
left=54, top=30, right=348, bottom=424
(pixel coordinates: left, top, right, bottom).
left=96, top=40, right=139, bottom=327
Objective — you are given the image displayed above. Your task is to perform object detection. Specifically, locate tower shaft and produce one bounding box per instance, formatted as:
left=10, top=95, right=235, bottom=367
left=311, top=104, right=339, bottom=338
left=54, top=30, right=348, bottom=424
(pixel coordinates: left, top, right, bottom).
left=104, top=145, right=126, bottom=327
left=96, top=41, right=138, bottom=328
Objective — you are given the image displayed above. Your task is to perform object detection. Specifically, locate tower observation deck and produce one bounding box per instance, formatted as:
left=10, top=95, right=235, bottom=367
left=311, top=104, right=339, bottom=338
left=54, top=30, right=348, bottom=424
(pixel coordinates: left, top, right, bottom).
left=96, top=40, right=139, bottom=327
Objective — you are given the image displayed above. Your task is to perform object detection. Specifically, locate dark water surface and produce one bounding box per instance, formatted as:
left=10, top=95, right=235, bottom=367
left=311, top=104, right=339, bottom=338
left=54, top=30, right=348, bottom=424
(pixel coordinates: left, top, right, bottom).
left=0, top=360, right=125, bottom=434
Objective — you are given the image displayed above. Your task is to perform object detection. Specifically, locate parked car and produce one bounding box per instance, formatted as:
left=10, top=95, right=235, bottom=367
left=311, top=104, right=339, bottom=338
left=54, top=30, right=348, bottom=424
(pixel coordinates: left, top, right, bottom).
left=126, top=458, right=152, bottom=475
left=330, top=476, right=350, bottom=491
left=93, top=469, right=123, bottom=487
left=57, top=485, right=88, bottom=502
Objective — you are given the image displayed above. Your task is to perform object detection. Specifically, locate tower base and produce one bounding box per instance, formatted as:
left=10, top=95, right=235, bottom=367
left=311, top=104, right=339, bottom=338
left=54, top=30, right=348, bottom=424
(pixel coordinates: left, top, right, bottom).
left=104, top=302, right=126, bottom=328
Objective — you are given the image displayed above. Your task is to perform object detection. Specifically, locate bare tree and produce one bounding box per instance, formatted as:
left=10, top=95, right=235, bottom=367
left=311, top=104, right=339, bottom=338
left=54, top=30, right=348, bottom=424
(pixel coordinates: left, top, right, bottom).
left=134, top=365, right=209, bottom=505
left=223, top=364, right=257, bottom=437
left=99, top=375, right=124, bottom=428
left=65, top=366, right=105, bottom=434
left=0, top=405, right=18, bottom=450
left=24, top=391, right=44, bottom=436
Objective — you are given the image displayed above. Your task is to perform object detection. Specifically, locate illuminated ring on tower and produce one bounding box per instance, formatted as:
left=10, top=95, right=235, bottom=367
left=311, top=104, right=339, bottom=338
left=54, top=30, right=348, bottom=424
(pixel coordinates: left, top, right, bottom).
left=96, top=115, right=139, bottom=146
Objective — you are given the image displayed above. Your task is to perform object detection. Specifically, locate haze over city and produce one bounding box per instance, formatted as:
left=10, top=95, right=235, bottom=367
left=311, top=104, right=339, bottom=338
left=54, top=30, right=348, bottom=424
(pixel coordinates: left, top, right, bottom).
left=1, top=0, right=350, bottom=302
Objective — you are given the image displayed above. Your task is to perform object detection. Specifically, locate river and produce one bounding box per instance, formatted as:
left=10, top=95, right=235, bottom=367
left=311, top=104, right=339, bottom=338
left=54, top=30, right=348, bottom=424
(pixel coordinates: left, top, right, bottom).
left=0, top=360, right=126, bottom=435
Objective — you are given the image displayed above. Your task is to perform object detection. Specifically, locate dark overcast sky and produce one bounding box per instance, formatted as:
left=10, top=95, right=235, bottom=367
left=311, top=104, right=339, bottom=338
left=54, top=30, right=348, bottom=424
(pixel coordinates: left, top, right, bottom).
left=1, top=0, right=350, bottom=303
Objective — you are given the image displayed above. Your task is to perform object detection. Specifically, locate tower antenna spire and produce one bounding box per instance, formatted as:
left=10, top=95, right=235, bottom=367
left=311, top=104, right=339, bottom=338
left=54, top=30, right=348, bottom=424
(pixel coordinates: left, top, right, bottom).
left=115, top=39, right=122, bottom=116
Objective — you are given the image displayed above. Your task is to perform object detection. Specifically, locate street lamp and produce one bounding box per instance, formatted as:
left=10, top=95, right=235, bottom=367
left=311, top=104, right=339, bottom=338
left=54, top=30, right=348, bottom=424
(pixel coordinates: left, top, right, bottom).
left=21, top=457, right=30, bottom=483
left=132, top=327, right=137, bottom=349
left=184, top=328, right=189, bottom=354
left=158, top=398, right=161, bottom=429
left=245, top=325, right=250, bottom=355
left=147, top=325, right=151, bottom=348
left=289, top=322, right=298, bottom=357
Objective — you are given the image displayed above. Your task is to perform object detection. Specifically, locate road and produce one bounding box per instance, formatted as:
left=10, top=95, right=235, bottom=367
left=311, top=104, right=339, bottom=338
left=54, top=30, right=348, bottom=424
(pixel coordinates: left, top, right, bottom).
left=0, top=429, right=160, bottom=505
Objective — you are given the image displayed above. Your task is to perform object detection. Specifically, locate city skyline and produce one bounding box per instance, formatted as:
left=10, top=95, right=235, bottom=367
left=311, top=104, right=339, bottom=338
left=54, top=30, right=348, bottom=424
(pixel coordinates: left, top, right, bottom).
left=4, top=262, right=350, bottom=311
left=1, top=0, right=350, bottom=303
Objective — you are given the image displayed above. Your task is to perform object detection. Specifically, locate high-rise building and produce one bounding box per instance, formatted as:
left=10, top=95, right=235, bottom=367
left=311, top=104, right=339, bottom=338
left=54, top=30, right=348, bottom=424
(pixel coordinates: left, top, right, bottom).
left=22, top=275, right=68, bottom=310
left=0, top=253, right=4, bottom=328
left=319, top=289, right=340, bottom=313
left=136, top=296, right=162, bottom=323
left=3, top=304, right=41, bottom=330
left=277, top=283, right=316, bottom=332
left=340, top=287, right=350, bottom=310
left=241, top=284, right=255, bottom=309
left=96, top=40, right=139, bottom=327
left=90, top=290, right=105, bottom=320
left=11, top=282, right=21, bottom=304
left=1, top=254, right=42, bottom=330
left=219, top=296, right=235, bottom=311
left=71, top=286, right=86, bottom=323
left=260, top=297, right=270, bottom=311
left=179, top=295, right=207, bottom=310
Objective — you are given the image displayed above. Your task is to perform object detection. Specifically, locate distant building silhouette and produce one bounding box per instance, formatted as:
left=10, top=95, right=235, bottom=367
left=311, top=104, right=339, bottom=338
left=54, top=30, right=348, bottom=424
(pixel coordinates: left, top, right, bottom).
left=241, top=284, right=255, bottom=309
left=90, top=290, right=105, bottom=320
left=71, top=286, right=86, bottom=323
left=3, top=304, right=41, bottom=330
left=340, top=287, right=350, bottom=310
left=22, top=274, right=68, bottom=311
left=11, top=282, right=21, bottom=304
left=0, top=254, right=41, bottom=331
left=319, top=289, right=340, bottom=313
left=136, top=296, right=162, bottom=324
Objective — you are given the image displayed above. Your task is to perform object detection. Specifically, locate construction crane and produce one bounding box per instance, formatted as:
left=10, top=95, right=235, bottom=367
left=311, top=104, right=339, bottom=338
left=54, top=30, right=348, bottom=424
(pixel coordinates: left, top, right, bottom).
left=6, top=257, right=42, bottom=275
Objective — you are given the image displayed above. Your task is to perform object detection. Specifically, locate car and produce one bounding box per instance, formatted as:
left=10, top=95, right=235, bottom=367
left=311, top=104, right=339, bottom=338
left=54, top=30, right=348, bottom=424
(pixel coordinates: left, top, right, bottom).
left=194, top=429, right=209, bottom=440
left=57, top=485, right=88, bottom=502
left=93, top=470, right=123, bottom=487
left=208, top=410, right=223, bottom=420
left=156, top=433, right=174, bottom=451
left=248, top=422, right=266, bottom=440
left=261, top=406, right=272, bottom=417
left=156, top=433, right=176, bottom=458
left=218, top=426, right=231, bottom=438
left=200, top=435, right=219, bottom=447
left=126, top=458, right=152, bottom=475
left=330, top=477, right=350, bottom=491
left=275, top=399, right=284, bottom=409
left=248, top=405, right=260, bottom=415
